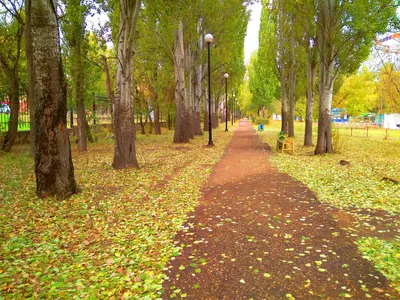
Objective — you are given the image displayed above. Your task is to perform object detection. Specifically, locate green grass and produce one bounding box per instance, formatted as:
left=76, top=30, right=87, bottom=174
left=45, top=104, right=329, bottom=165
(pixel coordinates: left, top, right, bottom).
left=358, top=238, right=400, bottom=292
left=0, top=124, right=235, bottom=298
left=257, top=121, right=400, bottom=213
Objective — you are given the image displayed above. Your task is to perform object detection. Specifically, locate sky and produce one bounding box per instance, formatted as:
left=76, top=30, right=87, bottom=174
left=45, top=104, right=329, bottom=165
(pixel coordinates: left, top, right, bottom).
left=244, top=2, right=262, bottom=65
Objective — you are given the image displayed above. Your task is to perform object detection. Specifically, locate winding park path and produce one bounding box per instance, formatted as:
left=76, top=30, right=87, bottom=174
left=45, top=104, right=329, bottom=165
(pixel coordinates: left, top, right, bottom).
left=163, top=120, right=396, bottom=299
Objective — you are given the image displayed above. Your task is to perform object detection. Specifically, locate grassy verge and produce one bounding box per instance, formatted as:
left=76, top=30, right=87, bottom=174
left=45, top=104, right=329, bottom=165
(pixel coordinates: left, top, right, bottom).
left=257, top=121, right=400, bottom=213
left=0, top=125, right=234, bottom=299
left=256, top=120, right=400, bottom=292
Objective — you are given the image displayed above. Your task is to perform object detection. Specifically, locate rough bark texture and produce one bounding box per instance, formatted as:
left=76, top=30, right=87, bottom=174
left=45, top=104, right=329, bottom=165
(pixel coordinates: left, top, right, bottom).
left=304, top=40, right=317, bottom=147
left=26, top=0, right=76, bottom=199
left=112, top=0, right=140, bottom=169
left=173, top=21, right=191, bottom=143
left=193, top=18, right=203, bottom=136
left=315, top=0, right=334, bottom=154
left=288, top=36, right=296, bottom=138
left=74, top=38, right=88, bottom=151
left=277, top=0, right=288, bottom=134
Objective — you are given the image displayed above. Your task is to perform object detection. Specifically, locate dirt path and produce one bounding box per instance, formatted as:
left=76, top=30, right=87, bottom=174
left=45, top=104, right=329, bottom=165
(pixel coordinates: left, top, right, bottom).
left=163, top=120, right=396, bottom=299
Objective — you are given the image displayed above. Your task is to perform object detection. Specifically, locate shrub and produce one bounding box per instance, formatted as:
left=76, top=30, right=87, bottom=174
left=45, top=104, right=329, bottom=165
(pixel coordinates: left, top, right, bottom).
left=255, top=116, right=270, bottom=126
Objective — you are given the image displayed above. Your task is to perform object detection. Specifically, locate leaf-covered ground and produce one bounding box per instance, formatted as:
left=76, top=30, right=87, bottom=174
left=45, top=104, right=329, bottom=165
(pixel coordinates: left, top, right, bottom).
left=0, top=126, right=233, bottom=298
left=257, top=121, right=400, bottom=292
left=162, top=120, right=398, bottom=299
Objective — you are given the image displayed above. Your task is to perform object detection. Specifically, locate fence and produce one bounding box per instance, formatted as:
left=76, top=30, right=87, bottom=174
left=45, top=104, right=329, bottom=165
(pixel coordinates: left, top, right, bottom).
left=334, top=124, right=400, bottom=141
left=0, top=100, right=30, bottom=132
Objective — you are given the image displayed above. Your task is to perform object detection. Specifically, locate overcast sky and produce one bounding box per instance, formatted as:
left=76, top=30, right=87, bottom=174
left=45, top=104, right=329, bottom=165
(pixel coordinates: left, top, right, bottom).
left=244, top=2, right=262, bottom=65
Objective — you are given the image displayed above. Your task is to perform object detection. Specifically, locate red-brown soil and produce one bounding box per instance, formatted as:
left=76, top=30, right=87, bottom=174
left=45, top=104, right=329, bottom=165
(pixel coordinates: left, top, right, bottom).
left=162, top=120, right=397, bottom=299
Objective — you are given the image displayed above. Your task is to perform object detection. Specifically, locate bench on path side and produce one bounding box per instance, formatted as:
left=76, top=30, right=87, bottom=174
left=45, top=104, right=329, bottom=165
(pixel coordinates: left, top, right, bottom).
left=276, top=134, right=294, bottom=154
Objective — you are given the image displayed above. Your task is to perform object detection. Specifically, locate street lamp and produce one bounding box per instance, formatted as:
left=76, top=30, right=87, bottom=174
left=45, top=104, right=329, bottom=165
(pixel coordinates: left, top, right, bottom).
left=205, top=33, right=214, bottom=146
left=224, top=73, right=229, bottom=132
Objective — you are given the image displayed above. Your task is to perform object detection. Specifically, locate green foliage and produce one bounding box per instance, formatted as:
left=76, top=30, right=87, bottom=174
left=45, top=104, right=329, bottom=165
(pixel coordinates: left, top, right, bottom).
left=334, top=68, right=379, bottom=116
left=257, top=121, right=400, bottom=212
left=0, top=126, right=233, bottom=298
left=358, top=237, right=400, bottom=292
left=254, top=116, right=269, bottom=126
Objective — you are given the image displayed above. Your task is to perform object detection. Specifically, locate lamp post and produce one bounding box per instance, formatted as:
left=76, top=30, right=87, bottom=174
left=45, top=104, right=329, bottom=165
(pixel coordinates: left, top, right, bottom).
left=205, top=33, right=214, bottom=146
left=224, top=73, right=229, bottom=131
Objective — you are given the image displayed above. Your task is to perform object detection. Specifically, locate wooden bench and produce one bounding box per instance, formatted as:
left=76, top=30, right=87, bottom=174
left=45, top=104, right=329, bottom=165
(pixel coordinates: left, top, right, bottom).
left=276, top=136, right=294, bottom=154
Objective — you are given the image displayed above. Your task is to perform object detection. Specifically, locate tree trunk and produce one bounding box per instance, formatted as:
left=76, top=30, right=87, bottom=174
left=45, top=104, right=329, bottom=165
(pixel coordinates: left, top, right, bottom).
left=315, top=0, right=334, bottom=154
left=288, top=36, right=296, bottom=137
left=193, top=17, right=203, bottom=136
left=185, top=44, right=194, bottom=139
left=74, top=20, right=87, bottom=151
left=304, top=42, right=317, bottom=146
left=26, top=0, right=76, bottom=199
left=280, top=71, right=288, bottom=134
left=154, top=101, right=161, bottom=134
left=139, top=114, right=146, bottom=135
left=101, top=55, right=115, bottom=127
left=112, top=0, right=140, bottom=169
left=149, top=112, right=153, bottom=134
left=2, top=78, right=19, bottom=152
left=173, top=21, right=191, bottom=143
left=203, top=85, right=209, bottom=131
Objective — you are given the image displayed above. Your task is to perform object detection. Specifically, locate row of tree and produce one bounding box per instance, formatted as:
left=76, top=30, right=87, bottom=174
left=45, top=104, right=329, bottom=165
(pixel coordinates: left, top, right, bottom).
left=0, top=0, right=251, bottom=199
left=247, top=0, right=399, bottom=154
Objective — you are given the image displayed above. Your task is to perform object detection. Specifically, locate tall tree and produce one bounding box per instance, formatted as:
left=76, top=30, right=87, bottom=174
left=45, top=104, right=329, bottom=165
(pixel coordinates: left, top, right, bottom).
left=0, top=0, right=25, bottom=152
left=314, top=0, right=397, bottom=154
left=63, top=0, right=90, bottom=151
left=25, top=0, right=77, bottom=199
left=112, top=0, right=141, bottom=169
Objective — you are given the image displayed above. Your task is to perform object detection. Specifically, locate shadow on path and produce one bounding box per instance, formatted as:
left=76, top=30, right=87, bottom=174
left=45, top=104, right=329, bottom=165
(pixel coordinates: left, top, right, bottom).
left=162, top=120, right=395, bottom=299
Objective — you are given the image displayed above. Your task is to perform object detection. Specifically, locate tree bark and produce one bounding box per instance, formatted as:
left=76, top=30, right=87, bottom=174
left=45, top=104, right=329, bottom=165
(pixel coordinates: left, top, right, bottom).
left=304, top=40, right=317, bottom=146
left=154, top=101, right=161, bottom=134
left=26, top=0, right=77, bottom=199
left=203, top=85, right=209, bottom=131
left=112, top=0, right=140, bottom=169
left=173, top=21, right=191, bottom=143
left=193, top=17, right=203, bottom=136
left=2, top=78, right=19, bottom=152
left=315, top=0, right=335, bottom=154
left=288, top=35, right=296, bottom=137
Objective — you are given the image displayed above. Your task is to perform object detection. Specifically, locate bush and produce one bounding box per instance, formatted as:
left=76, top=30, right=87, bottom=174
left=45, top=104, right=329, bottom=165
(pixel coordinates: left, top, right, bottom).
left=255, top=116, right=270, bottom=126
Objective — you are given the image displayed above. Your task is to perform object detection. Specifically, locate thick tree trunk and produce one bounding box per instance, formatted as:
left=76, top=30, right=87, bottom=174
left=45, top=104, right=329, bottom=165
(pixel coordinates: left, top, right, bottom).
left=193, top=18, right=203, bottom=136
left=26, top=0, right=76, bottom=199
left=2, top=79, right=19, bottom=152
left=315, top=0, right=334, bottom=154
left=304, top=44, right=317, bottom=146
left=139, top=114, right=146, bottom=135
left=173, top=21, right=191, bottom=143
left=112, top=0, right=140, bottom=169
left=280, top=72, right=288, bottom=134
left=185, top=44, right=194, bottom=139
left=288, top=34, right=296, bottom=137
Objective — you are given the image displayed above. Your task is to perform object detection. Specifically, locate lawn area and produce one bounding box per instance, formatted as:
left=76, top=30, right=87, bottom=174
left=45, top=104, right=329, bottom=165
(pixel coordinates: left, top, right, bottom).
left=257, top=120, right=400, bottom=292
left=0, top=125, right=234, bottom=298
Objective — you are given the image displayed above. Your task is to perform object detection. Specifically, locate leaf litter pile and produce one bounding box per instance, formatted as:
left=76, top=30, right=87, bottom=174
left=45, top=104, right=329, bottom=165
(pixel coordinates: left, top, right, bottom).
left=0, top=128, right=233, bottom=298
left=258, top=122, right=400, bottom=293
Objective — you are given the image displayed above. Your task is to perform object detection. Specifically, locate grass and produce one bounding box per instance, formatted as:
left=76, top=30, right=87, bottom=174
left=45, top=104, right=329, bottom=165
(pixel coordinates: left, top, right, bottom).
left=256, top=120, right=400, bottom=292
left=0, top=124, right=234, bottom=299
left=257, top=121, right=400, bottom=212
